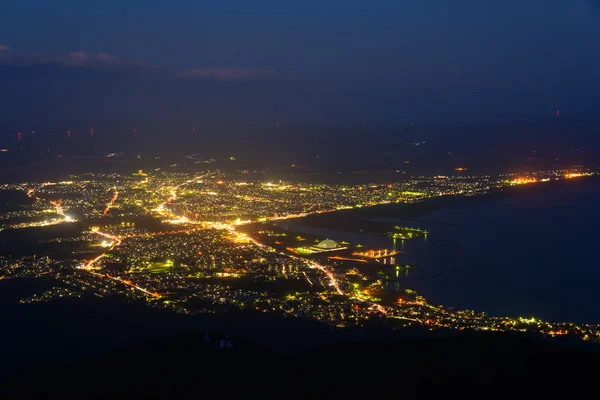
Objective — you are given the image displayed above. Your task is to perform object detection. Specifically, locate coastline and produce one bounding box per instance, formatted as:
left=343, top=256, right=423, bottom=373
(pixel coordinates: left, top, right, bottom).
left=297, top=175, right=600, bottom=230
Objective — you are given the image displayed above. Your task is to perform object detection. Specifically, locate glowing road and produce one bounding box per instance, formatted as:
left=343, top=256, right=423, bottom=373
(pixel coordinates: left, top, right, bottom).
left=21, top=186, right=75, bottom=228
left=103, top=190, right=119, bottom=215
left=87, top=270, right=160, bottom=298
left=305, top=259, right=343, bottom=295
left=21, top=172, right=378, bottom=306
left=155, top=173, right=209, bottom=217
left=49, top=200, right=64, bottom=216
left=80, top=228, right=122, bottom=270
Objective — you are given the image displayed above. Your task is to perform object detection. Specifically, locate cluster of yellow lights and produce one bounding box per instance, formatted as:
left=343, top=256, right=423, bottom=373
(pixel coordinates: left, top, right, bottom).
left=565, top=173, right=584, bottom=179
left=510, top=177, right=537, bottom=185
left=353, top=249, right=398, bottom=258
left=510, top=172, right=587, bottom=185
left=548, top=330, right=568, bottom=336
left=25, top=168, right=600, bottom=324
left=519, top=317, right=538, bottom=324
left=167, top=216, right=189, bottom=224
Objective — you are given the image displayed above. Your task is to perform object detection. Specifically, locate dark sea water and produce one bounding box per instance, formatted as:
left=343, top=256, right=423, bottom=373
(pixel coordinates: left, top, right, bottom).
left=287, top=183, right=600, bottom=324
left=407, top=182, right=600, bottom=324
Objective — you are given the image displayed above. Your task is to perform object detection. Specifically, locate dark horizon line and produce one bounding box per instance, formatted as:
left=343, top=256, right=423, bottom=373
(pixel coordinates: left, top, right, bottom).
left=0, top=111, right=596, bottom=131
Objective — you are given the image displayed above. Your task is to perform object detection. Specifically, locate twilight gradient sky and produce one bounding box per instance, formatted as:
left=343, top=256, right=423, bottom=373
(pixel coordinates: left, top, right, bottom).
left=1, top=0, right=599, bottom=124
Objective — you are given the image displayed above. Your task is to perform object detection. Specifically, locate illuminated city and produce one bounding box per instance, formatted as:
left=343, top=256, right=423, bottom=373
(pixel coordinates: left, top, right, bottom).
left=1, top=167, right=598, bottom=343
left=4, top=1, right=600, bottom=394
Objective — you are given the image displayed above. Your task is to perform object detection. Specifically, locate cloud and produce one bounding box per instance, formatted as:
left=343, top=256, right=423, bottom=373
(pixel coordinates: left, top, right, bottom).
left=95, top=52, right=120, bottom=65
left=67, top=51, right=89, bottom=65
left=0, top=47, right=126, bottom=68
left=65, top=51, right=121, bottom=66
left=177, top=67, right=278, bottom=81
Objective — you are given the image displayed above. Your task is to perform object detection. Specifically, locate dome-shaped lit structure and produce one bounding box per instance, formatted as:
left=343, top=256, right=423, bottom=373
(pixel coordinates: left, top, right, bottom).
left=315, top=239, right=339, bottom=249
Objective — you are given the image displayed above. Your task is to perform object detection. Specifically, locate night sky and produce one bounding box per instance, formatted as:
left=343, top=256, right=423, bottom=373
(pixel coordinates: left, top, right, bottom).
left=1, top=1, right=599, bottom=124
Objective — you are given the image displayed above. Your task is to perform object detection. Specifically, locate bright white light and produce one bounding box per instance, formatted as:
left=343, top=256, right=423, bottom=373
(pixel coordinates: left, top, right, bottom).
left=168, top=216, right=189, bottom=224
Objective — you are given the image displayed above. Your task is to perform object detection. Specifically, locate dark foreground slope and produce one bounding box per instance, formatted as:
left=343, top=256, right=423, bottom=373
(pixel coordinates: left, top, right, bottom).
left=4, top=331, right=600, bottom=398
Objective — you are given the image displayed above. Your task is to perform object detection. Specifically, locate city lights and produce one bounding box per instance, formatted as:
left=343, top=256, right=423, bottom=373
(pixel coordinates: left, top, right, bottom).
left=0, top=167, right=598, bottom=343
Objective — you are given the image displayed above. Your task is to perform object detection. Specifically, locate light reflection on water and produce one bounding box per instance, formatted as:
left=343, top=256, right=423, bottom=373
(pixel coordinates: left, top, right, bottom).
left=282, top=182, right=600, bottom=324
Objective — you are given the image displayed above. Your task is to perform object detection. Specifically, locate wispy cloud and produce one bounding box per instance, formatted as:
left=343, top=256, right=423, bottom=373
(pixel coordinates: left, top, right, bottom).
left=63, top=51, right=121, bottom=66
left=64, top=51, right=122, bottom=66
left=0, top=46, right=287, bottom=82
left=66, top=51, right=89, bottom=65
left=0, top=46, right=127, bottom=68
left=177, top=67, right=278, bottom=81
left=95, top=52, right=121, bottom=66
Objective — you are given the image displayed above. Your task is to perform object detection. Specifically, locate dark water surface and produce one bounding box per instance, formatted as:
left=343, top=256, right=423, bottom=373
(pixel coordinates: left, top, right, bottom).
left=411, top=182, right=600, bottom=324
left=288, top=183, right=600, bottom=324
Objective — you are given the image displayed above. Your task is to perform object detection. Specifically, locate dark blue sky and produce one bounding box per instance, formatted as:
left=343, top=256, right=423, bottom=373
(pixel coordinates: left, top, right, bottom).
left=1, top=0, right=599, bottom=124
